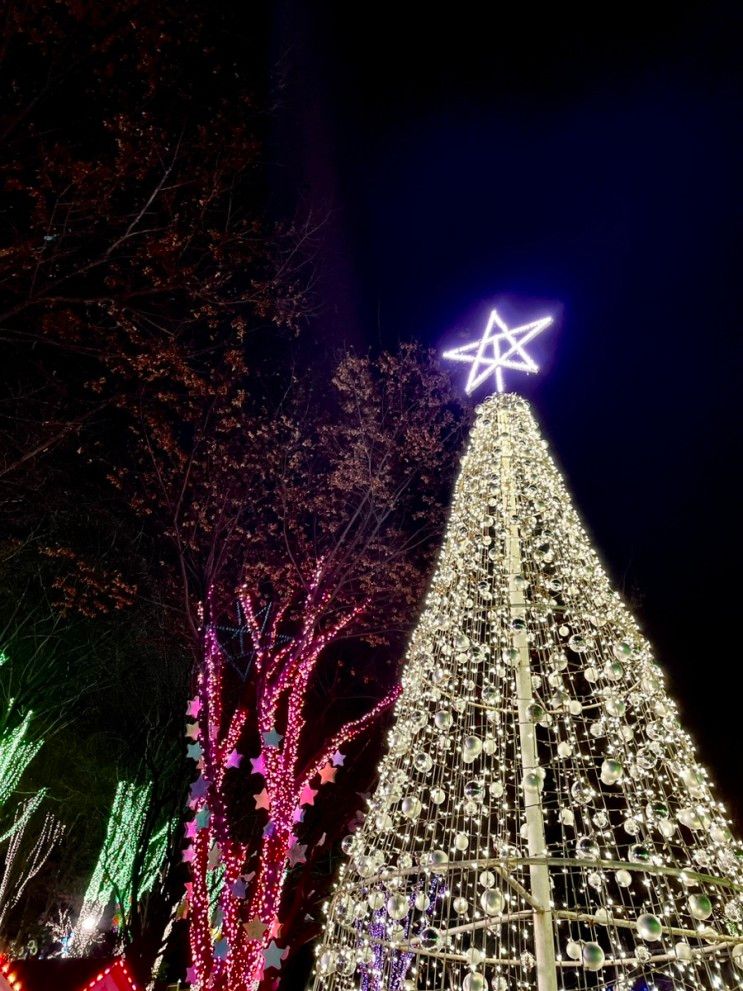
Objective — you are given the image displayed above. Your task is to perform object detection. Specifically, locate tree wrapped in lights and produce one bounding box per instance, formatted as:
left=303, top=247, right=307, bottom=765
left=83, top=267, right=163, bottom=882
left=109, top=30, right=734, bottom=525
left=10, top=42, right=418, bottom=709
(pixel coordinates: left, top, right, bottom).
left=312, top=394, right=743, bottom=991
left=69, top=781, right=169, bottom=955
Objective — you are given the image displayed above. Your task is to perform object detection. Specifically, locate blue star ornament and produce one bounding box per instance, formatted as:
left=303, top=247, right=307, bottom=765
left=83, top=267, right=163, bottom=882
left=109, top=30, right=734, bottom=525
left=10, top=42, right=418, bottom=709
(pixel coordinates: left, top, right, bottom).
left=443, top=307, right=553, bottom=395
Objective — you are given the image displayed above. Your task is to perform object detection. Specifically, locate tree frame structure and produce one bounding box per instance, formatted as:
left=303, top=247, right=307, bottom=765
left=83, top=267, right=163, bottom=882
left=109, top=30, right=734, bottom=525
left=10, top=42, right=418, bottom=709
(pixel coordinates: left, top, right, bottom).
left=312, top=394, right=743, bottom=990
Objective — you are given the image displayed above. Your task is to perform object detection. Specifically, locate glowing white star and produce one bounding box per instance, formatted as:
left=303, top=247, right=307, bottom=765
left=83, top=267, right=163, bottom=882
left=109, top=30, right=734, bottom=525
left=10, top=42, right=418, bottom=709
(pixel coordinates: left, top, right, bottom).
left=443, top=308, right=553, bottom=394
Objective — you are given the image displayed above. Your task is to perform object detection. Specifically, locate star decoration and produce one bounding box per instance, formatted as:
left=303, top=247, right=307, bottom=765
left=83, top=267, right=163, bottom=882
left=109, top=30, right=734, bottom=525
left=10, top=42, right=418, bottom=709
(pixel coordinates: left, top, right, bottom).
left=195, top=808, right=210, bottom=829
left=330, top=750, right=345, bottom=767
left=287, top=842, right=307, bottom=866
left=250, top=753, right=266, bottom=776
left=261, top=728, right=283, bottom=749
left=185, top=722, right=200, bottom=740
left=292, top=807, right=305, bottom=825
left=182, top=844, right=195, bottom=863
left=262, top=940, right=287, bottom=971
left=190, top=776, right=208, bottom=800
left=243, top=917, right=268, bottom=940
left=254, top=788, right=271, bottom=811
left=225, top=749, right=242, bottom=769
left=186, top=966, right=199, bottom=983
left=443, top=307, right=553, bottom=395
left=299, top=784, right=318, bottom=806
left=263, top=820, right=276, bottom=838
left=214, top=937, right=230, bottom=959
left=231, top=878, right=247, bottom=898
left=186, top=697, right=202, bottom=718
left=186, top=742, right=203, bottom=761
left=318, top=763, right=337, bottom=785
left=185, top=819, right=198, bottom=840
left=268, top=918, right=283, bottom=940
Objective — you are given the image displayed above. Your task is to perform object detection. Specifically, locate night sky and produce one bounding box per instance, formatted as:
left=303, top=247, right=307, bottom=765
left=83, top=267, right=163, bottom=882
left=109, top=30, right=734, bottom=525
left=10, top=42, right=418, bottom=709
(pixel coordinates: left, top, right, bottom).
left=272, top=3, right=742, bottom=820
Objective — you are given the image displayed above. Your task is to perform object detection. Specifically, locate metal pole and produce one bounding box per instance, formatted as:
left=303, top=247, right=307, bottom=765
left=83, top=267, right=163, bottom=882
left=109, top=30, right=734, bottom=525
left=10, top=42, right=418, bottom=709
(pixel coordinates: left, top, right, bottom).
left=499, top=404, right=558, bottom=991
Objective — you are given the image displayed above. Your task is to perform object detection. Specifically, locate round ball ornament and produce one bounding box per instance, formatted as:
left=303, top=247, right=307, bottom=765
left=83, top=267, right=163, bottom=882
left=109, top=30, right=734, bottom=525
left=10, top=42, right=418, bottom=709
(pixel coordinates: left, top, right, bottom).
left=462, top=975, right=486, bottom=991
left=636, top=913, right=663, bottom=941
left=688, top=894, right=713, bottom=920
left=386, top=894, right=409, bottom=920
left=480, top=889, right=504, bottom=915
left=582, top=942, right=605, bottom=971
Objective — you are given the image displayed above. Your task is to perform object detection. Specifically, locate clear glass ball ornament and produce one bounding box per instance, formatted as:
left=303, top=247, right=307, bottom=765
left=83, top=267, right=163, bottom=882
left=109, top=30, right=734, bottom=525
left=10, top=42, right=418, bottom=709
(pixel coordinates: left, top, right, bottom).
left=419, top=927, right=440, bottom=950
left=316, top=947, right=338, bottom=975
left=414, top=891, right=430, bottom=911
left=401, top=796, right=422, bottom=820
left=479, top=870, right=496, bottom=888
left=434, top=710, right=453, bottom=731
left=732, top=943, right=743, bottom=969
left=453, top=896, right=469, bottom=915
left=430, top=787, right=446, bottom=804
left=571, top=780, right=593, bottom=805
left=462, top=736, right=483, bottom=763
left=368, top=890, right=385, bottom=910
left=674, top=941, right=692, bottom=961
left=465, top=780, right=485, bottom=801
left=519, top=951, right=536, bottom=971
left=576, top=836, right=600, bottom=860
left=414, top=752, right=433, bottom=773
left=465, top=946, right=484, bottom=966
left=480, top=889, right=504, bottom=915
left=636, top=913, right=663, bottom=941
left=557, top=741, right=573, bottom=758
left=582, top=942, right=605, bottom=970
left=688, top=894, right=713, bottom=920
left=565, top=939, right=581, bottom=960
left=491, top=977, right=508, bottom=991
left=569, top=633, right=588, bottom=652
left=462, top=974, right=486, bottom=991
left=386, top=894, right=409, bottom=920
left=615, top=869, right=632, bottom=888
left=428, top=849, right=449, bottom=869
left=629, top=844, right=651, bottom=863
left=600, top=759, right=623, bottom=785
left=335, top=949, right=356, bottom=975
left=454, top=832, right=469, bottom=851
left=559, top=808, right=575, bottom=827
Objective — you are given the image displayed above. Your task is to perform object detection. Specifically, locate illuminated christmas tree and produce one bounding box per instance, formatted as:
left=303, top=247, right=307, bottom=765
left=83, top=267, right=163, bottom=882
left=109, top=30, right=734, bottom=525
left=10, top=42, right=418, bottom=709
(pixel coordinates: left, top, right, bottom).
left=312, top=311, right=743, bottom=991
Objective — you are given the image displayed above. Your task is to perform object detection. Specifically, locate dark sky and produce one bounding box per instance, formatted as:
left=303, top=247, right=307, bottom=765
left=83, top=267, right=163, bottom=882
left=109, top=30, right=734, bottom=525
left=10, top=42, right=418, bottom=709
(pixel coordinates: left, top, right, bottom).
left=271, top=3, right=741, bottom=819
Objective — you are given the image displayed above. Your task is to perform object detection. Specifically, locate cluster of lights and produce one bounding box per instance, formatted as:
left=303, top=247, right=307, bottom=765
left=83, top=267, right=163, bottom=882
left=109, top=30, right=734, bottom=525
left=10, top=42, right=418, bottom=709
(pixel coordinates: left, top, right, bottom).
left=0, top=710, right=43, bottom=812
left=312, top=394, right=743, bottom=991
left=69, top=781, right=165, bottom=954
left=186, top=573, right=399, bottom=990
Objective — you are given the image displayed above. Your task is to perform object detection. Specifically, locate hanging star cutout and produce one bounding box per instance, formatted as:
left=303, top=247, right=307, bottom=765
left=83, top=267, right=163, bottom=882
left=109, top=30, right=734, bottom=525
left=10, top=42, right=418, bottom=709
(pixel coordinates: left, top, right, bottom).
left=186, top=741, right=203, bottom=761
left=186, top=966, right=199, bottom=983
left=186, top=697, right=202, bottom=718
left=261, top=728, right=283, bottom=748
left=190, top=776, right=208, bottom=800
left=292, top=807, right=305, bottom=825
left=250, top=753, right=266, bottom=776
left=254, top=788, right=271, bottom=811
left=318, top=763, right=337, bottom=785
left=243, top=917, right=268, bottom=940
left=185, top=722, right=200, bottom=740
left=231, top=878, right=247, bottom=899
left=184, top=819, right=198, bottom=840
left=195, top=808, right=210, bottom=829
left=225, top=749, right=242, bottom=769
left=214, top=937, right=230, bottom=959
left=330, top=751, right=345, bottom=767
left=262, top=940, right=287, bottom=971
left=299, top=785, right=318, bottom=807
left=287, top=842, right=307, bottom=866
left=443, top=307, right=553, bottom=395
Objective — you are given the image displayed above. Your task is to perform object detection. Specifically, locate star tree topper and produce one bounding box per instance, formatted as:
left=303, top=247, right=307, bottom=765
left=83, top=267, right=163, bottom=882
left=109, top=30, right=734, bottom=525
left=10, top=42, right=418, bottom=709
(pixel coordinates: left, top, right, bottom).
left=443, top=307, right=552, bottom=394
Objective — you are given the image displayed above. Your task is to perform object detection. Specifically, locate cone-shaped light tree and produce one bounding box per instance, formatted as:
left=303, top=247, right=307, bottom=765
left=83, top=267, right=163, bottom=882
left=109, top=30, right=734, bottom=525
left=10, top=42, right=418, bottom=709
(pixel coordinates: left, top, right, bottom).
left=312, top=315, right=743, bottom=991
